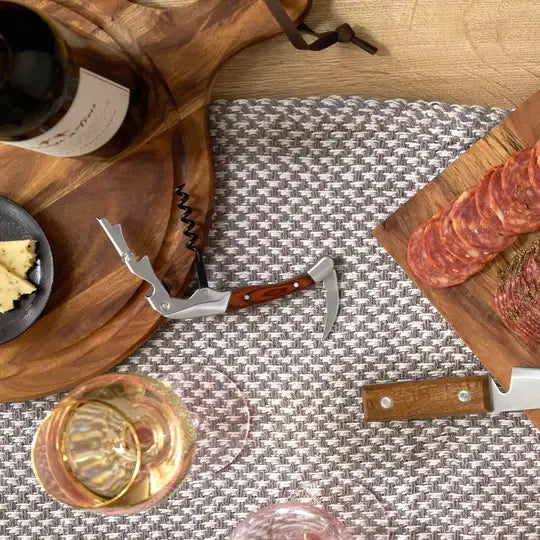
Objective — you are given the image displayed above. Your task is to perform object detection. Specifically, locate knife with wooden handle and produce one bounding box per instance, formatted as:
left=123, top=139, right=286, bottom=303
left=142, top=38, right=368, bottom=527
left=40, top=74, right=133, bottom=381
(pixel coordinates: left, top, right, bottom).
left=362, top=367, right=540, bottom=422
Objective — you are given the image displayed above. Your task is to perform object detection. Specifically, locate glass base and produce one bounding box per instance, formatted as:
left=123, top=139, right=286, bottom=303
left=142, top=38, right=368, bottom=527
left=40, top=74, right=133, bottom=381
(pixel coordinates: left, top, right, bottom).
left=230, top=503, right=354, bottom=540
left=290, top=475, right=390, bottom=538
left=166, top=365, right=250, bottom=476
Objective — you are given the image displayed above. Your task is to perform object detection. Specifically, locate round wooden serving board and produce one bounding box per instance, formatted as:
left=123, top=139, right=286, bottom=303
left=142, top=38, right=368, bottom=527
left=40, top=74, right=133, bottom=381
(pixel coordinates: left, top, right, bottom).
left=0, top=0, right=310, bottom=401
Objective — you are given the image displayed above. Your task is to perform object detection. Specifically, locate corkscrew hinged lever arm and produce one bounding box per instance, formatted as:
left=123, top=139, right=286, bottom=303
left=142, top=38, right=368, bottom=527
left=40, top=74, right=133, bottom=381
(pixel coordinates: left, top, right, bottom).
left=97, top=219, right=340, bottom=340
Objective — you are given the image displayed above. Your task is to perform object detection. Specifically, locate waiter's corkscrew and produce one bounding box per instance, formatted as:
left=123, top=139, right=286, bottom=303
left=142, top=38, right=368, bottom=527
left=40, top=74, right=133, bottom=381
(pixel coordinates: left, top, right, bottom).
left=98, top=186, right=340, bottom=339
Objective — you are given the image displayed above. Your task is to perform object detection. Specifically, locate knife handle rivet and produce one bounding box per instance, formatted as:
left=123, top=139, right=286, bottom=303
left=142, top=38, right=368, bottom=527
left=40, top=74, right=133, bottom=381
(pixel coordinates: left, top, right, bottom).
left=161, top=302, right=170, bottom=311
left=244, top=295, right=250, bottom=301
left=293, top=282, right=299, bottom=288
left=458, top=390, right=471, bottom=402
left=380, top=396, right=393, bottom=409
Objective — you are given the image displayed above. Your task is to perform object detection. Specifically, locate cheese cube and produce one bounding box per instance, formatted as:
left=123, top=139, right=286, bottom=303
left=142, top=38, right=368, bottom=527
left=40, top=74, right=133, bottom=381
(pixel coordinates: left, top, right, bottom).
left=0, top=240, right=36, bottom=279
left=0, top=263, right=36, bottom=313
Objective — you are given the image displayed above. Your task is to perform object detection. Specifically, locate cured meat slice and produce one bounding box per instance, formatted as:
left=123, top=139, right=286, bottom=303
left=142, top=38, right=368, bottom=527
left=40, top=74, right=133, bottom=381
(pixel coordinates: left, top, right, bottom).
left=451, top=187, right=516, bottom=252
left=529, top=140, right=540, bottom=194
left=495, top=243, right=540, bottom=344
left=508, top=266, right=540, bottom=343
left=523, top=253, right=540, bottom=308
left=408, top=139, right=540, bottom=290
left=423, top=208, right=483, bottom=276
left=525, top=249, right=540, bottom=287
left=407, top=224, right=471, bottom=288
left=476, top=167, right=505, bottom=227
left=488, top=162, right=540, bottom=234
left=495, top=270, right=538, bottom=344
left=501, top=148, right=540, bottom=216
left=440, top=198, right=498, bottom=264
left=508, top=271, right=540, bottom=343
left=494, top=278, right=522, bottom=338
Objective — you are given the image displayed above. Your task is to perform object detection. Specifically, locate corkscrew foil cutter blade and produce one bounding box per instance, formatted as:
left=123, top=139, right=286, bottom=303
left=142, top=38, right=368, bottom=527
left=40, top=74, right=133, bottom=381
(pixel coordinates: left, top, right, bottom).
left=97, top=218, right=340, bottom=339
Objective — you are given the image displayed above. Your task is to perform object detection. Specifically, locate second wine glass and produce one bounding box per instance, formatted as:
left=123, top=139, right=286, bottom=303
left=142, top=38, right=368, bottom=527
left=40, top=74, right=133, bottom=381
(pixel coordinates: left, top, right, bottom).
left=31, top=370, right=250, bottom=514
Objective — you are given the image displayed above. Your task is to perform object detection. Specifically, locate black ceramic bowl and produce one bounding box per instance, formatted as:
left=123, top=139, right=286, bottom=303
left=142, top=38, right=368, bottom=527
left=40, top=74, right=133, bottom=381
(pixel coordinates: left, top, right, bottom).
left=0, top=197, right=54, bottom=344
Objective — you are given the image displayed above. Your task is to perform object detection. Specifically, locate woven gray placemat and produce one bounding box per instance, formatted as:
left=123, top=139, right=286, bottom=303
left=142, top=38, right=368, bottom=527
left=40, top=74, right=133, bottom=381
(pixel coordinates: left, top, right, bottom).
left=1, top=97, right=539, bottom=540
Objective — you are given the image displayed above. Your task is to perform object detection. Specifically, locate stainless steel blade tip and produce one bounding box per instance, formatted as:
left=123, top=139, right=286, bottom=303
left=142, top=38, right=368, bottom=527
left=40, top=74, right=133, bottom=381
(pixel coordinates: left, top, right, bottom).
left=96, top=218, right=129, bottom=258
left=322, top=269, right=339, bottom=340
left=97, top=217, right=110, bottom=229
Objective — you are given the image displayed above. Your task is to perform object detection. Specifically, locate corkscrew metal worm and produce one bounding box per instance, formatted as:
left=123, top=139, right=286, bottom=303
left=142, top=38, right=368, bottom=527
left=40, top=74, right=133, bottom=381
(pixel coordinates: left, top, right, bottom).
left=176, top=185, right=209, bottom=289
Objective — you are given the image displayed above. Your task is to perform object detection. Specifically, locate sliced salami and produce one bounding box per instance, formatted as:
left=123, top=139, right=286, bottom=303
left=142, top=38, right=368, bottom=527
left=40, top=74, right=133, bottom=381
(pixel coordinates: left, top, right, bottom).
left=451, top=187, right=516, bottom=252
left=407, top=224, right=470, bottom=288
left=440, top=197, right=498, bottom=264
left=523, top=253, right=540, bottom=308
left=505, top=269, right=540, bottom=344
left=494, top=278, right=523, bottom=339
left=423, top=208, right=483, bottom=277
left=476, top=167, right=503, bottom=225
left=495, top=243, right=540, bottom=344
left=408, top=139, right=540, bottom=290
left=495, top=270, right=538, bottom=344
left=529, top=140, right=540, bottom=194
left=501, top=148, right=540, bottom=216
left=488, top=162, right=540, bottom=234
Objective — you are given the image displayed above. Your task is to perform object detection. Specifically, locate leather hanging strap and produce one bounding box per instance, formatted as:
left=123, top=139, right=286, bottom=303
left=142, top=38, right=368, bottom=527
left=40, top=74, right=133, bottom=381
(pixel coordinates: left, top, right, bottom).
left=262, top=0, right=378, bottom=55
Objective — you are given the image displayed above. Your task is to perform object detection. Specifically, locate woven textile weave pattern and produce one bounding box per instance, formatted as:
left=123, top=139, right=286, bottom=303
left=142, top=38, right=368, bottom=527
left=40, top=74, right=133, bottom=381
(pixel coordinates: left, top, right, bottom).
left=1, top=97, right=539, bottom=539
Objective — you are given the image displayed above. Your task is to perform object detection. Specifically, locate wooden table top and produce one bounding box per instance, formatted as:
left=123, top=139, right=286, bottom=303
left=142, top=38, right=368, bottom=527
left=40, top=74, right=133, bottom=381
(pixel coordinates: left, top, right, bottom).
left=150, top=0, right=540, bottom=108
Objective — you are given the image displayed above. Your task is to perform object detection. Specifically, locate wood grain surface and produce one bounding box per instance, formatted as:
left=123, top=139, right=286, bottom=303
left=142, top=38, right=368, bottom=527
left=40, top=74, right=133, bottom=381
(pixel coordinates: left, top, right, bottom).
left=0, top=109, right=214, bottom=401
left=363, top=375, right=492, bottom=422
left=226, top=274, right=315, bottom=312
left=0, top=129, right=174, bottom=385
left=0, top=0, right=311, bottom=401
left=213, top=0, right=540, bottom=108
left=373, top=90, right=540, bottom=428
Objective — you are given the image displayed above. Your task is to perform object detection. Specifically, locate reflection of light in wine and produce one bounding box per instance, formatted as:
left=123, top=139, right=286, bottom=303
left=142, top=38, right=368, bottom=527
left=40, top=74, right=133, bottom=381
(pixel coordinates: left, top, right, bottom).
left=64, top=402, right=138, bottom=499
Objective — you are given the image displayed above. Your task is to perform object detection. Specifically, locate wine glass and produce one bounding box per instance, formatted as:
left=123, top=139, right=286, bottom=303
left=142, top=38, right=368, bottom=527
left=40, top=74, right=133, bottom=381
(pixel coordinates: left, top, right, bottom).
left=230, top=474, right=391, bottom=539
left=229, top=503, right=355, bottom=540
left=31, top=370, right=250, bottom=514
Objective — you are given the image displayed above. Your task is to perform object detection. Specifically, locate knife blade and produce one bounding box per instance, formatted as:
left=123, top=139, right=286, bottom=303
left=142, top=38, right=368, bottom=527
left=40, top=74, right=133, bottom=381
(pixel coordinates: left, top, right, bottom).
left=362, top=367, right=540, bottom=422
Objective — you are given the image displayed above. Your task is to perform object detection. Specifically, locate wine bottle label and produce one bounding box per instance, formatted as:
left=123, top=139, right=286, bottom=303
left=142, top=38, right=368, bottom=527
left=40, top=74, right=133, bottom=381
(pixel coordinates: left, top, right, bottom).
left=5, top=68, right=130, bottom=157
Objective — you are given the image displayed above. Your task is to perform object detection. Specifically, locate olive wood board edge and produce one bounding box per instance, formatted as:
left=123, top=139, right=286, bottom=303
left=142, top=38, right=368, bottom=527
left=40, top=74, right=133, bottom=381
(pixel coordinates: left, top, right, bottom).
left=0, top=0, right=310, bottom=400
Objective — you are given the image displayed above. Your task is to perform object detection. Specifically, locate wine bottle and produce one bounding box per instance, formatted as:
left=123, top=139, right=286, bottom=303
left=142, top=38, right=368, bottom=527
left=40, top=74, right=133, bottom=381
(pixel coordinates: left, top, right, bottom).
left=0, top=1, right=148, bottom=159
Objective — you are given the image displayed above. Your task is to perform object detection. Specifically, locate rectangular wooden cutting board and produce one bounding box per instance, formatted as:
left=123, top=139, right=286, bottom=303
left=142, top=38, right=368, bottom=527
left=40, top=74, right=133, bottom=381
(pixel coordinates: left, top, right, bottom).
left=374, top=89, right=540, bottom=429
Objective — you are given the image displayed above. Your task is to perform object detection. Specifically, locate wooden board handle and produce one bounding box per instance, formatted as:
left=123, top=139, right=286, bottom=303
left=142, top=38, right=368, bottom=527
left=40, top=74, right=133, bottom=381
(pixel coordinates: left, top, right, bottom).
left=362, top=375, right=492, bottom=422
left=226, top=274, right=315, bottom=312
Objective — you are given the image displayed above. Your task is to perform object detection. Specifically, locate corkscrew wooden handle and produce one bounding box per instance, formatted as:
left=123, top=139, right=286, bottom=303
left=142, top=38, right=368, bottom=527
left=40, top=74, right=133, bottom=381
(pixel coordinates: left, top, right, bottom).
left=226, top=274, right=315, bottom=312
left=362, top=375, right=492, bottom=422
